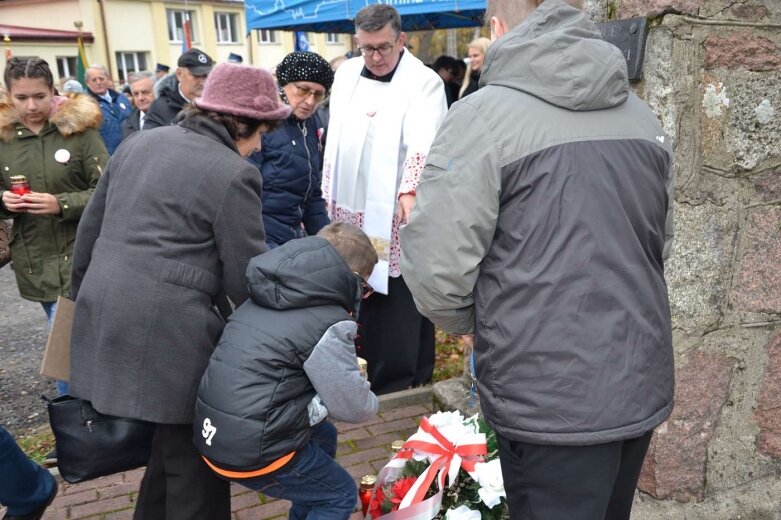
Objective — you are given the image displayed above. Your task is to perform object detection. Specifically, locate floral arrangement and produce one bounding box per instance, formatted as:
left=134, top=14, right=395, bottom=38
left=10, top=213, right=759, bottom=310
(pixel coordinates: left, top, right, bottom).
left=367, top=411, right=507, bottom=520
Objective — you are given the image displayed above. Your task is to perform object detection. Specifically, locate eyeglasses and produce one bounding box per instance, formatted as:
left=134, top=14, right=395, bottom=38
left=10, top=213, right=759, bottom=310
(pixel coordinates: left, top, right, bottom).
left=354, top=273, right=375, bottom=300
left=292, top=84, right=327, bottom=102
left=358, top=41, right=397, bottom=58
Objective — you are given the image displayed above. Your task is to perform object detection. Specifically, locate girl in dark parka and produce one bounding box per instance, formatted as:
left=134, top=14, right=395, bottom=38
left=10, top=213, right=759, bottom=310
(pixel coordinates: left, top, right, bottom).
left=0, top=57, right=108, bottom=396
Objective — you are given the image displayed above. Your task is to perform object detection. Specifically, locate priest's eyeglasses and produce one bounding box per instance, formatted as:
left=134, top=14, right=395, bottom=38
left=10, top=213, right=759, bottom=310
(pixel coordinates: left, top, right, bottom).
left=354, top=273, right=375, bottom=300
left=358, top=41, right=397, bottom=58
left=292, top=84, right=327, bottom=102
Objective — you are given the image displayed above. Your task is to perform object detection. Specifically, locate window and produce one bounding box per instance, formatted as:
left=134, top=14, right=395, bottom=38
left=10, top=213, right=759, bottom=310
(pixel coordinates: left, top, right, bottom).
left=167, top=9, right=198, bottom=43
left=215, top=13, right=239, bottom=43
left=56, top=57, right=77, bottom=79
left=326, top=33, right=339, bottom=44
left=115, top=52, right=148, bottom=82
left=257, top=29, right=277, bottom=44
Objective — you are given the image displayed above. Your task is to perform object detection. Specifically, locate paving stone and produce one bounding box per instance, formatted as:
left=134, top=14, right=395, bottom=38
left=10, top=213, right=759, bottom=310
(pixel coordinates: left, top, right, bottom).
left=232, top=482, right=252, bottom=496
left=333, top=414, right=384, bottom=433
left=70, top=495, right=133, bottom=518
left=352, top=430, right=415, bottom=451
left=337, top=446, right=390, bottom=468
left=97, top=482, right=140, bottom=499
left=367, top=417, right=419, bottom=436
left=230, top=490, right=262, bottom=511
left=345, top=462, right=375, bottom=481
left=38, top=507, right=68, bottom=520
left=336, top=427, right=374, bottom=442
left=337, top=441, right=356, bottom=456
left=50, top=488, right=97, bottom=508
left=235, top=499, right=292, bottom=520
left=41, top=506, right=68, bottom=520
left=123, top=468, right=145, bottom=484
left=379, top=404, right=430, bottom=422
left=371, top=459, right=392, bottom=474
left=64, top=473, right=125, bottom=494
left=104, top=508, right=135, bottom=519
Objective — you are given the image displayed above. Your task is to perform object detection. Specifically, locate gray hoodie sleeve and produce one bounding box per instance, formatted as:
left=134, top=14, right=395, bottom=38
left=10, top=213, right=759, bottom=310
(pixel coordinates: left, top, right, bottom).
left=304, top=320, right=378, bottom=423
left=399, top=100, right=502, bottom=335
left=662, top=157, right=675, bottom=261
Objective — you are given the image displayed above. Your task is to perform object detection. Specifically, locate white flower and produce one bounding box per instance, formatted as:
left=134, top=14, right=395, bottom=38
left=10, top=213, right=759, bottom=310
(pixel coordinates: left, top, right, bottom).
left=445, top=505, right=481, bottom=520
left=428, top=411, right=477, bottom=445
left=461, top=414, right=481, bottom=434
left=427, top=410, right=465, bottom=429
left=474, top=459, right=505, bottom=508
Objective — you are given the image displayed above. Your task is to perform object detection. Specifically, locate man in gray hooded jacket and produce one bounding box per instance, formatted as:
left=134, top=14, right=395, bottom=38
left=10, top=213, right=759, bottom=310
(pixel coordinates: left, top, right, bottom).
left=400, top=0, right=674, bottom=518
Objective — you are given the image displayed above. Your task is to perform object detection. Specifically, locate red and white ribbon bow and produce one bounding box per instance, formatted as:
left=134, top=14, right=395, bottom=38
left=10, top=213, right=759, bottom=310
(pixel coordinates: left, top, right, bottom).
left=393, top=416, right=487, bottom=509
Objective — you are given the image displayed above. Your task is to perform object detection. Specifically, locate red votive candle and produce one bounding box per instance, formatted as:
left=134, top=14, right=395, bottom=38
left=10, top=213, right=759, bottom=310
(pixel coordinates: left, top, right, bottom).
left=9, top=175, right=31, bottom=196
left=359, top=474, right=377, bottom=516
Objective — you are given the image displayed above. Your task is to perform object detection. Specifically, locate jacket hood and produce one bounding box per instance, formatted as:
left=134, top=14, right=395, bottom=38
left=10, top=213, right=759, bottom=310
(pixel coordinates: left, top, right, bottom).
left=0, top=92, right=102, bottom=142
left=154, top=73, right=178, bottom=98
left=480, top=0, right=628, bottom=111
left=246, top=236, right=360, bottom=312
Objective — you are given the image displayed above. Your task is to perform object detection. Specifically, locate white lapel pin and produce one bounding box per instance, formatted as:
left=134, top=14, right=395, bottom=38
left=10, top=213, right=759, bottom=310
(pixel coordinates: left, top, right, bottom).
left=54, top=149, right=71, bottom=164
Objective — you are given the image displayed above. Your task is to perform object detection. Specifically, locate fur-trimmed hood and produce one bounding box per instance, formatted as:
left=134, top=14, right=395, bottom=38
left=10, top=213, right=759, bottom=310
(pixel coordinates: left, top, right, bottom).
left=0, top=93, right=103, bottom=143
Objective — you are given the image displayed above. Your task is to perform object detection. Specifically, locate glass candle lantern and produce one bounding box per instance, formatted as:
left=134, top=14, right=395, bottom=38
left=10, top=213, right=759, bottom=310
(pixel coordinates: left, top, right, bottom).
left=359, top=474, right=377, bottom=516
left=9, top=175, right=31, bottom=196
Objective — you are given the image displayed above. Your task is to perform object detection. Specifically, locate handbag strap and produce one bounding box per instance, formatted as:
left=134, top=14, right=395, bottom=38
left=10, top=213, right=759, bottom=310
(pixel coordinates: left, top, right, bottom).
left=79, top=400, right=100, bottom=423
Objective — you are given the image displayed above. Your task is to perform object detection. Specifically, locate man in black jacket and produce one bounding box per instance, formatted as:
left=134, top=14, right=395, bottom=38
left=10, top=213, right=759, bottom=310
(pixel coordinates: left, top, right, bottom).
left=144, top=49, right=212, bottom=129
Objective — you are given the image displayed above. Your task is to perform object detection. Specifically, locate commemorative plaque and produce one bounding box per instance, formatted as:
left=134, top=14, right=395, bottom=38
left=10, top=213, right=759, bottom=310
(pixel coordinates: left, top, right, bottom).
left=596, top=17, right=648, bottom=81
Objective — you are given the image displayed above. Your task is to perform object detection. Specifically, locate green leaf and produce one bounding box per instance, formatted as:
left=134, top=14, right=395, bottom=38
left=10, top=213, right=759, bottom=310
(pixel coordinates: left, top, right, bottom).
left=381, top=495, right=395, bottom=514
left=402, top=458, right=429, bottom=478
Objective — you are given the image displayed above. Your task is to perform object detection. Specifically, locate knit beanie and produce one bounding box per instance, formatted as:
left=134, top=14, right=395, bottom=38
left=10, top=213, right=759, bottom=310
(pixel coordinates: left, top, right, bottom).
left=192, top=63, right=291, bottom=121
left=275, top=52, right=335, bottom=92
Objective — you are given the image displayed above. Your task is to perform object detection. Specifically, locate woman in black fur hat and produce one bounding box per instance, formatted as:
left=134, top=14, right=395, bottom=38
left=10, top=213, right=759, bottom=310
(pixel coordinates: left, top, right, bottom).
left=248, top=51, right=335, bottom=248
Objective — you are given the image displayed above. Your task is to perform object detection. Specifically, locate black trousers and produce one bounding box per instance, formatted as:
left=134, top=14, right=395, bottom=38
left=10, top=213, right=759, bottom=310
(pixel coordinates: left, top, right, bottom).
left=496, top=430, right=653, bottom=520
left=356, top=275, right=435, bottom=395
left=133, top=423, right=230, bottom=520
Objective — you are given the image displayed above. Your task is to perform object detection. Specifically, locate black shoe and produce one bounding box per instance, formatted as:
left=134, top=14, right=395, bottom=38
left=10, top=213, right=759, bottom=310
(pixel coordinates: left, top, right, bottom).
left=2, top=478, right=58, bottom=520
left=42, top=448, right=56, bottom=467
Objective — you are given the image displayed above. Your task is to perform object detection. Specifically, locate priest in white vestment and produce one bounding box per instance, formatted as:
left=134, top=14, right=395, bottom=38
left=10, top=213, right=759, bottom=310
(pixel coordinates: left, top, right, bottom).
left=322, top=4, right=447, bottom=394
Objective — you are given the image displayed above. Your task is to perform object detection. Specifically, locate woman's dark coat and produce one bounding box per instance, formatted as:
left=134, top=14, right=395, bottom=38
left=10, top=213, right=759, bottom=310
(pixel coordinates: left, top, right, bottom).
left=69, top=112, right=268, bottom=424
left=248, top=115, right=329, bottom=248
left=460, top=69, right=481, bottom=99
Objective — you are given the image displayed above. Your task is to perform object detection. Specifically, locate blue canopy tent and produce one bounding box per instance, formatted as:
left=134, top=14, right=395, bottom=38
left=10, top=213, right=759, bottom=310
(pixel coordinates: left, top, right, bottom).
left=245, top=0, right=486, bottom=33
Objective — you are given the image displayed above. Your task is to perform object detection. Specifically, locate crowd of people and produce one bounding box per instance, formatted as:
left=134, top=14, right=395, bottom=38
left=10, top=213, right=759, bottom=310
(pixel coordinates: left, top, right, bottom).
left=1, top=0, right=675, bottom=519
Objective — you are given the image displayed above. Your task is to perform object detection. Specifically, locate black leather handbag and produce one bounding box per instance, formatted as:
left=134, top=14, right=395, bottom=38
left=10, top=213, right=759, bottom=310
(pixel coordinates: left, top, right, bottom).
left=45, top=395, right=155, bottom=483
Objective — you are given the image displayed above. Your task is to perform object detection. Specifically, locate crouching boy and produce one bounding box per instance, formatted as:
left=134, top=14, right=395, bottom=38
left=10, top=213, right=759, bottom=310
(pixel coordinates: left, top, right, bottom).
left=194, top=222, right=379, bottom=519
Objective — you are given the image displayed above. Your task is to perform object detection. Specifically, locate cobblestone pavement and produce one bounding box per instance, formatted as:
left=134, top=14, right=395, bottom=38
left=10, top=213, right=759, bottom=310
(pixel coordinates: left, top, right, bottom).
left=1, top=391, right=435, bottom=519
